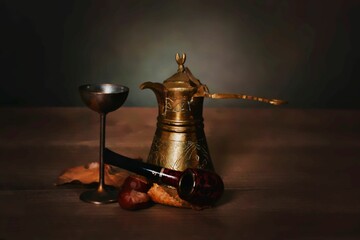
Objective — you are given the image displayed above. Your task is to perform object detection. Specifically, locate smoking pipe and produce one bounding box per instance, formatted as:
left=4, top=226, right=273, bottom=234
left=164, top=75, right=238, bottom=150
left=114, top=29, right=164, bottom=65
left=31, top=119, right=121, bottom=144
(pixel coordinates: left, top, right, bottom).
left=103, top=148, right=224, bottom=207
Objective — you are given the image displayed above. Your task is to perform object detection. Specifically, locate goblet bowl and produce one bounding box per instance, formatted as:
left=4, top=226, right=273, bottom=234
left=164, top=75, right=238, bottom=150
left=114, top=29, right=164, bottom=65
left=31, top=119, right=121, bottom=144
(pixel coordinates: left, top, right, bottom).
left=79, top=83, right=129, bottom=114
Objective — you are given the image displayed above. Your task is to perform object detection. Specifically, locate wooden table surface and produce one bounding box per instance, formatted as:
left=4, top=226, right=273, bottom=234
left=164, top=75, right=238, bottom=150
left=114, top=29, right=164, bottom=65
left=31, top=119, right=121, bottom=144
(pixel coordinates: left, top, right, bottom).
left=0, top=107, right=359, bottom=239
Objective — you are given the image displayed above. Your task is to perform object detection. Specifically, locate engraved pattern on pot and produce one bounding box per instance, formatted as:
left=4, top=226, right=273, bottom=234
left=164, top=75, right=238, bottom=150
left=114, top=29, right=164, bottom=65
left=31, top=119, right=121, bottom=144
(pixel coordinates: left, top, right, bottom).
left=147, top=135, right=210, bottom=170
left=147, top=136, right=166, bottom=167
left=164, top=97, right=191, bottom=114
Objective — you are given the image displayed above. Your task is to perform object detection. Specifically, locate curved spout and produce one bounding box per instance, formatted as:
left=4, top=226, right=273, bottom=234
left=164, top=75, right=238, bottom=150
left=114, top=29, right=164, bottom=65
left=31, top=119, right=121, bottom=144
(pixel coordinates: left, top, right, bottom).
left=140, top=82, right=166, bottom=114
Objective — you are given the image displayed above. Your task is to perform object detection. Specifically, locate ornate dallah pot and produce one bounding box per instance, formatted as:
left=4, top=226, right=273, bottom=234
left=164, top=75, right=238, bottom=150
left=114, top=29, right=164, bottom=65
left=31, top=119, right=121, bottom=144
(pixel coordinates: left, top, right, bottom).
left=140, top=53, right=286, bottom=172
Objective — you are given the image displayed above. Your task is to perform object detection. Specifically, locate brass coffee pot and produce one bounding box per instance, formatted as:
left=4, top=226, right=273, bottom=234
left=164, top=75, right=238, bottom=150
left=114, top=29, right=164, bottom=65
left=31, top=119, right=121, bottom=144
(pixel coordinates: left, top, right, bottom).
left=140, top=53, right=286, bottom=172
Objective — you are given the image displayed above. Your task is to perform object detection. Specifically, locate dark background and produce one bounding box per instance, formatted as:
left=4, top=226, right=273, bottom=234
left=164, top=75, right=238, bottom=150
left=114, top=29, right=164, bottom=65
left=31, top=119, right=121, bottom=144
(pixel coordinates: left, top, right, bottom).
left=0, top=0, right=359, bottom=108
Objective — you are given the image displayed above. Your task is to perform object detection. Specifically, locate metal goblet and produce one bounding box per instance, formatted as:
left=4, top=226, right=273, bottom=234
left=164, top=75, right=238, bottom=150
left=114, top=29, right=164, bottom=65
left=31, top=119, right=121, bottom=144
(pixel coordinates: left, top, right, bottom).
left=78, top=83, right=129, bottom=204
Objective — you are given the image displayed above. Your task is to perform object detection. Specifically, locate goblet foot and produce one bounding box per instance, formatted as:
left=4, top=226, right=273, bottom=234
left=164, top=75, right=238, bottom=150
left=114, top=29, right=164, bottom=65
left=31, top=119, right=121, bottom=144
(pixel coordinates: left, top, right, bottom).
left=80, top=185, right=118, bottom=204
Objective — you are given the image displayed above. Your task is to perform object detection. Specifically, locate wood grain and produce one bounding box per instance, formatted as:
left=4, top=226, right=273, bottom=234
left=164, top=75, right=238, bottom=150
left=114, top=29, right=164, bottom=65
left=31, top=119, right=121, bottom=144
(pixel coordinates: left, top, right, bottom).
left=0, top=107, right=359, bottom=239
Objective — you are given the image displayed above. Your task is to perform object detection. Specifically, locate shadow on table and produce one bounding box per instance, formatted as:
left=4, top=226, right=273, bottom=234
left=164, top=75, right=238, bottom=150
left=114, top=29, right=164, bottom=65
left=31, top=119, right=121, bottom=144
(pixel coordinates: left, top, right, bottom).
left=217, top=188, right=260, bottom=207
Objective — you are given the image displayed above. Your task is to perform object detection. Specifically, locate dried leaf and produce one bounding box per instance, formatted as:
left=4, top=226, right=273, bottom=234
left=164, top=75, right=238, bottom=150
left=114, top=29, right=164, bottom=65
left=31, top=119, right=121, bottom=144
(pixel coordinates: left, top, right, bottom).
left=147, top=183, right=192, bottom=208
left=55, top=162, right=130, bottom=188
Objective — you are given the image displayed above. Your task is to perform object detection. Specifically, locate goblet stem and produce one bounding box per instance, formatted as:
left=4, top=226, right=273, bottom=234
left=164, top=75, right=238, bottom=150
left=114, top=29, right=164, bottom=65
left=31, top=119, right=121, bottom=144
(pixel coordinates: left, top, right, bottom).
left=79, top=112, right=118, bottom=204
left=98, top=113, right=106, bottom=192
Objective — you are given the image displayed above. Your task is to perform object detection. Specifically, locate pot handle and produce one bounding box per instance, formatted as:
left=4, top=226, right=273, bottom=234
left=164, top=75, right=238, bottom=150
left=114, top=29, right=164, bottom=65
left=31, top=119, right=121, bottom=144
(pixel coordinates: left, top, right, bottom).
left=204, top=93, right=287, bottom=106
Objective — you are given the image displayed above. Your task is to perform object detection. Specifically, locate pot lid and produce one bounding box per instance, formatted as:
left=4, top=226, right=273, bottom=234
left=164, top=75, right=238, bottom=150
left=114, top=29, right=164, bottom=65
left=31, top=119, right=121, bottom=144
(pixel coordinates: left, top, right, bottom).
left=163, top=53, right=207, bottom=91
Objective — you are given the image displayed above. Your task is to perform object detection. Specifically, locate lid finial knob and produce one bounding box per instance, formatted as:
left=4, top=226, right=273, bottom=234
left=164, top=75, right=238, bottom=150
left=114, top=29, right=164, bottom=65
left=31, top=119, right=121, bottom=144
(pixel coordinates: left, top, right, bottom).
left=175, top=53, right=186, bottom=72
